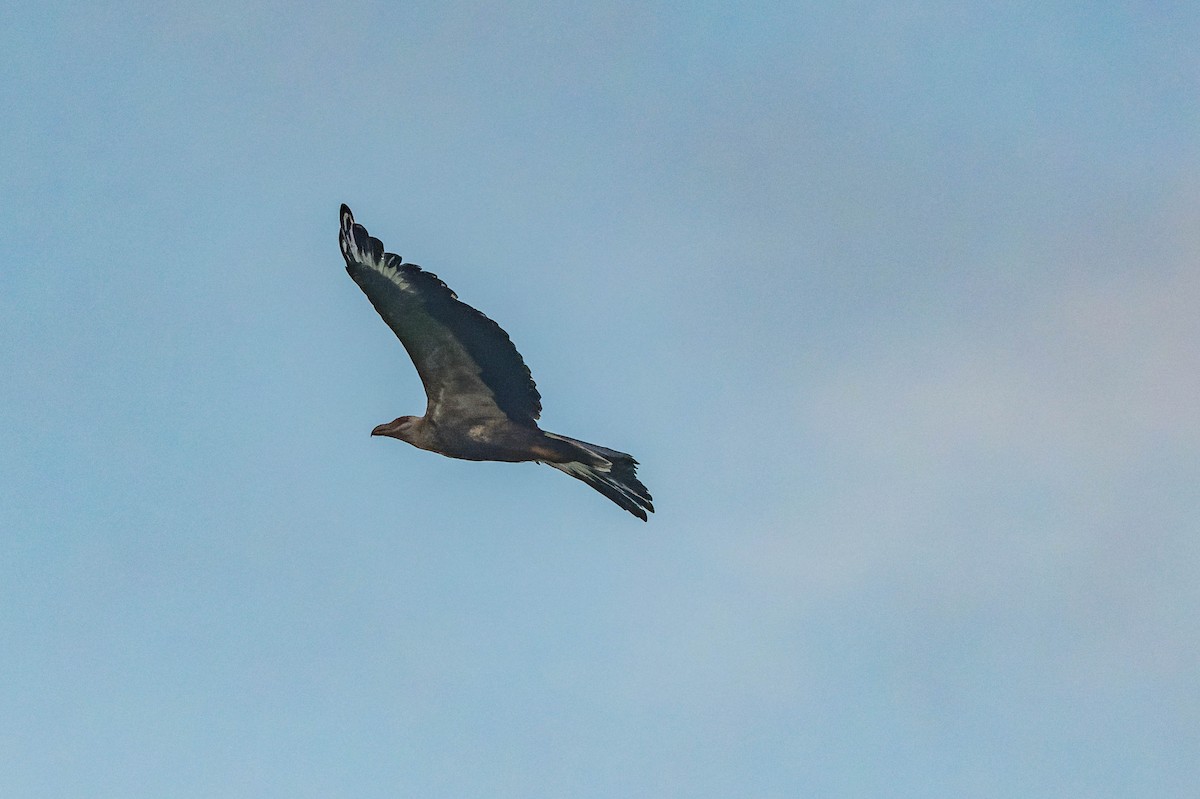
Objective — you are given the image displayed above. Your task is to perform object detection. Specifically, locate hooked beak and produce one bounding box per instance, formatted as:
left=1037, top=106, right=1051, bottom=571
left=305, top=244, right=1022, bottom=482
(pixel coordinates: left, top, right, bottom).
left=371, top=417, right=410, bottom=438
left=372, top=418, right=405, bottom=437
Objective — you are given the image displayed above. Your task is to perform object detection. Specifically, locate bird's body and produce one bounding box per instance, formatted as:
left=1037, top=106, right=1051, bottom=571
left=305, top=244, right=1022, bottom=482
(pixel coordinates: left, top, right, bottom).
left=339, top=205, right=653, bottom=520
left=371, top=414, right=575, bottom=463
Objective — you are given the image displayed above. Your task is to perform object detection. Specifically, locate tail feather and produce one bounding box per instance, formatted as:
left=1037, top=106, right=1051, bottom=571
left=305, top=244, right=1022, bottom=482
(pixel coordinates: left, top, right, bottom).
left=544, top=433, right=654, bottom=521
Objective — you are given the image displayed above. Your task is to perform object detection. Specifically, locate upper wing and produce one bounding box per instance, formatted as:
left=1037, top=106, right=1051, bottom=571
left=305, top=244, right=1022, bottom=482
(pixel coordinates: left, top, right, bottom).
left=339, top=204, right=542, bottom=426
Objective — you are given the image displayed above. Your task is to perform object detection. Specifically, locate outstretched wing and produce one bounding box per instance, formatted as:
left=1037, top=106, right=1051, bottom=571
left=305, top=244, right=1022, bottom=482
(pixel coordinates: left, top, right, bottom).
left=339, top=204, right=542, bottom=426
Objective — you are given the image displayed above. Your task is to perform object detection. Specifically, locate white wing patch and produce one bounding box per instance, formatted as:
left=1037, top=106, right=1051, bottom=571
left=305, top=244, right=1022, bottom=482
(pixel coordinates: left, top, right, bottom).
left=340, top=207, right=420, bottom=296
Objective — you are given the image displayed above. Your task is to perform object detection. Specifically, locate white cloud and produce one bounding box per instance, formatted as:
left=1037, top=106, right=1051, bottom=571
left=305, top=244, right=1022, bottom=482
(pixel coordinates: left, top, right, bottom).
left=718, top=252, right=1200, bottom=694
left=810, top=265, right=1200, bottom=470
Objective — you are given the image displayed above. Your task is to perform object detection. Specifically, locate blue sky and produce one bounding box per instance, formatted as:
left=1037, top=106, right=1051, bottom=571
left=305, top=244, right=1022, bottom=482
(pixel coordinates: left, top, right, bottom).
left=3, top=2, right=1198, bottom=796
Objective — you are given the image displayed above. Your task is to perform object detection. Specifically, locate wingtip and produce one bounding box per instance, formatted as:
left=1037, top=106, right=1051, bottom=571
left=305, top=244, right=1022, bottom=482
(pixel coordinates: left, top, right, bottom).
left=339, top=204, right=387, bottom=267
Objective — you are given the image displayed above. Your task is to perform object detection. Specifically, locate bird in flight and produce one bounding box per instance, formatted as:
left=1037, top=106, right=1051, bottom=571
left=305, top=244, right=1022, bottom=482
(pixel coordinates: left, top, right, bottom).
left=339, top=205, right=654, bottom=520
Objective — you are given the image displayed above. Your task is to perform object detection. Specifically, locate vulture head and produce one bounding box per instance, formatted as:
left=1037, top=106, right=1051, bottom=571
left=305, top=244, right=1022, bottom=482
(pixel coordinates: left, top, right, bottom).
left=371, top=415, right=419, bottom=441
